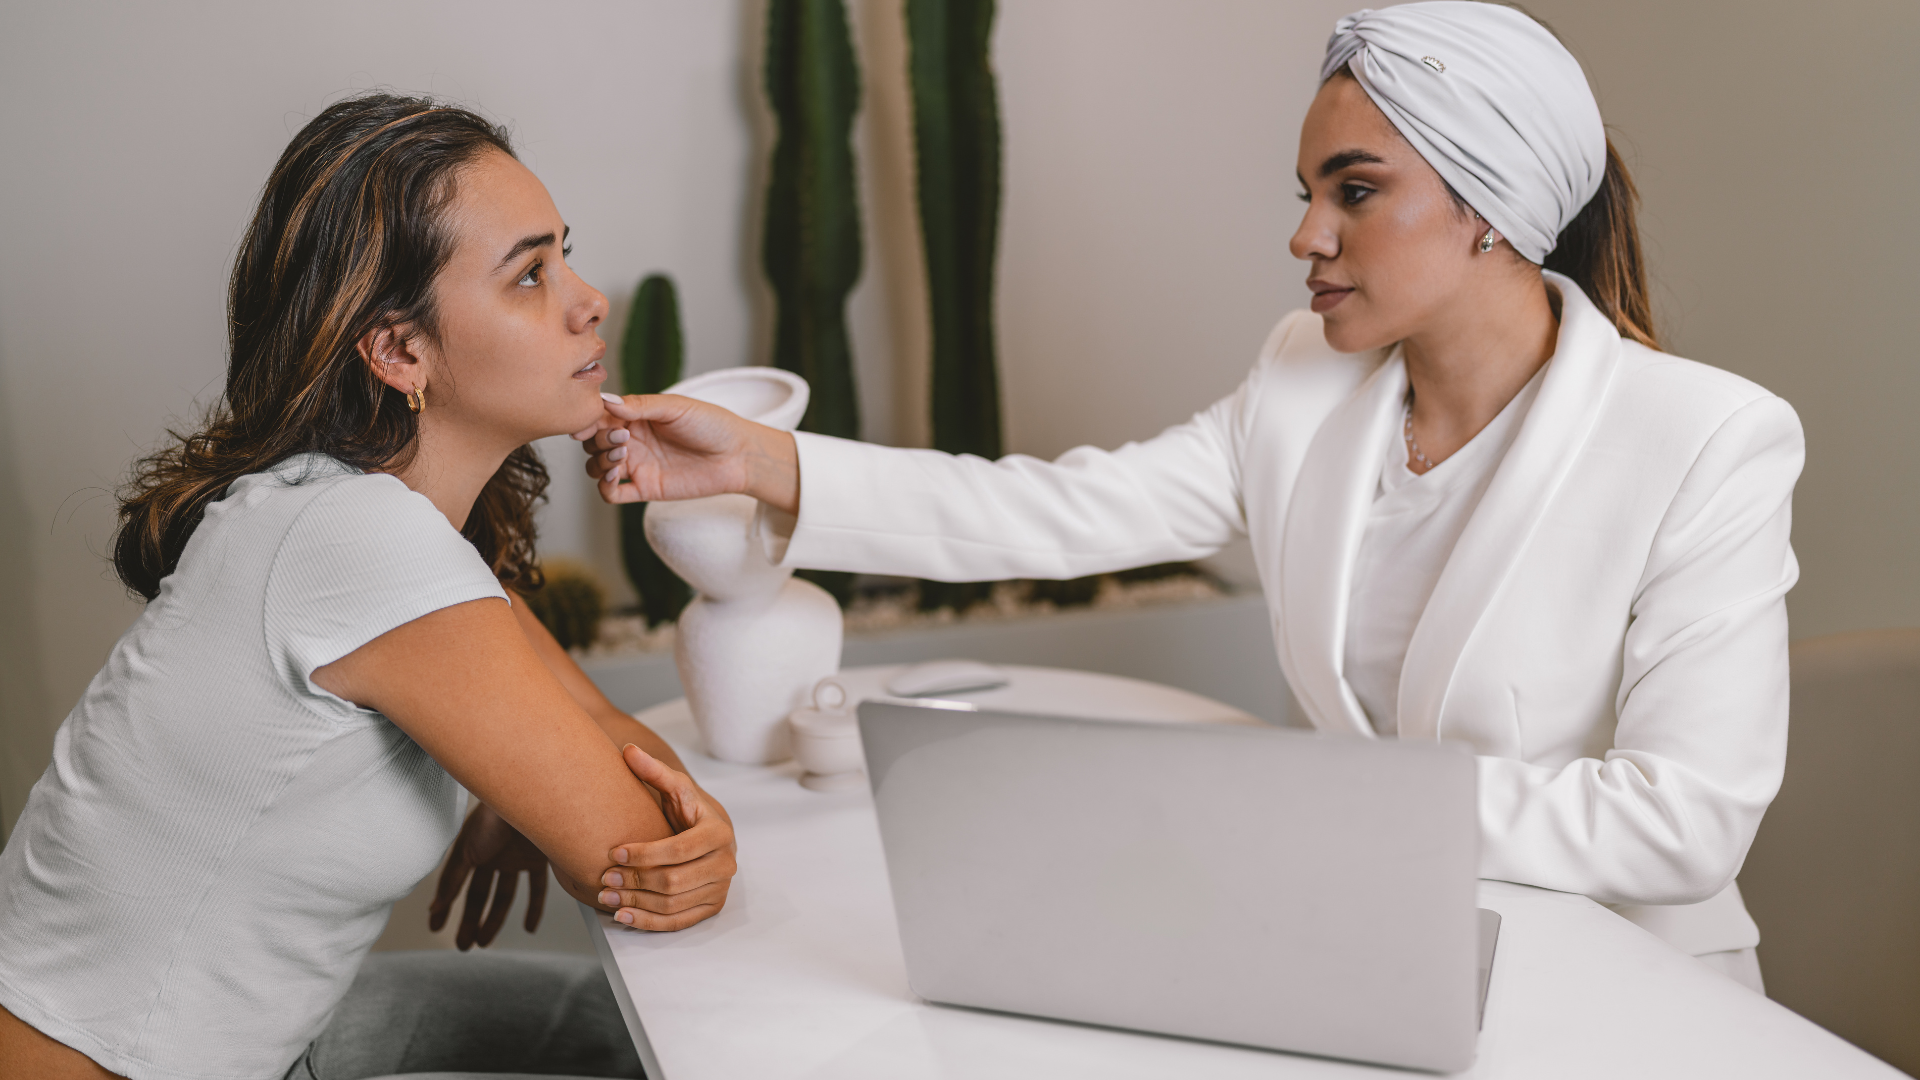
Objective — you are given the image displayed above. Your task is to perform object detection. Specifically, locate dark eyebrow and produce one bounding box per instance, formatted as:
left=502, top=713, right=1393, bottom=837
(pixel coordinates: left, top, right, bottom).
left=1317, top=149, right=1387, bottom=179
left=494, top=225, right=570, bottom=273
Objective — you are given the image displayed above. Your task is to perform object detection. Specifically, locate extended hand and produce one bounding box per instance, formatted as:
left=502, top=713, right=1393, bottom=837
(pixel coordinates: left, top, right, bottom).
left=429, top=802, right=550, bottom=950
left=574, top=393, right=799, bottom=515
left=595, top=745, right=739, bottom=932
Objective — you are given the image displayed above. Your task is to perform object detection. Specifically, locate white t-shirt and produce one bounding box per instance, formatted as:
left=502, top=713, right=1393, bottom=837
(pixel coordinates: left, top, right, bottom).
left=0, top=455, right=507, bottom=1080
left=1344, top=369, right=1545, bottom=735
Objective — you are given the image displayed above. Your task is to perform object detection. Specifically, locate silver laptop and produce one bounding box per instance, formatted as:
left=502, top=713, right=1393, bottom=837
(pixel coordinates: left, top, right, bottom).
left=858, top=701, right=1498, bottom=1073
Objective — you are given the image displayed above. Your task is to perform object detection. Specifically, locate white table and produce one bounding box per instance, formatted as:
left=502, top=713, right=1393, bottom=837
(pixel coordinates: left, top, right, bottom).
left=583, top=665, right=1898, bottom=1079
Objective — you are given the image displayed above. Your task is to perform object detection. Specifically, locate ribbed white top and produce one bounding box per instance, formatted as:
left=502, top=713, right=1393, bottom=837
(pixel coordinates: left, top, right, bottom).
left=0, top=454, right=506, bottom=1080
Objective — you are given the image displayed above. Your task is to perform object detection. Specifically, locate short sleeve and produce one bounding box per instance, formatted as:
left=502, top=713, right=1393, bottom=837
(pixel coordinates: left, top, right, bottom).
left=264, top=473, right=508, bottom=718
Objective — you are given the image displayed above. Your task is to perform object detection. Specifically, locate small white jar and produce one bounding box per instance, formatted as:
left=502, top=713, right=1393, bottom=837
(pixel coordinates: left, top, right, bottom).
left=789, top=679, right=864, bottom=792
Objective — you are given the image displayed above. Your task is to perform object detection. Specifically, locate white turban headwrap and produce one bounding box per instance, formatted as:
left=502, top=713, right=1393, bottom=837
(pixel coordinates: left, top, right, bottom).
left=1321, top=2, right=1606, bottom=263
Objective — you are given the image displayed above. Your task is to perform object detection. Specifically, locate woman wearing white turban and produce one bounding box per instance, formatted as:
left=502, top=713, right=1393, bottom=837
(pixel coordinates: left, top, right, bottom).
left=583, top=2, right=1796, bottom=991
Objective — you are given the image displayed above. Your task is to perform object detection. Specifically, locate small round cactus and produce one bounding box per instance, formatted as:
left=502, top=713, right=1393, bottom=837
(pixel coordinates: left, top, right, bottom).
left=524, top=558, right=607, bottom=651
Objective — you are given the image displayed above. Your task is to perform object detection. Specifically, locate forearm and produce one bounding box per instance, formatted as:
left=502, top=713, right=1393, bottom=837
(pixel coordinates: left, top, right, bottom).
left=775, top=431, right=1241, bottom=582
left=591, top=706, right=689, bottom=777
left=322, top=600, right=675, bottom=900
left=513, top=594, right=695, bottom=779
left=1476, top=751, right=1772, bottom=905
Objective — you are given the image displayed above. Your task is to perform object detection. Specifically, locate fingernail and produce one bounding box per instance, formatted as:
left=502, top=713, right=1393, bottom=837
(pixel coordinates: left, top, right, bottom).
left=616, top=909, right=635, bottom=925
left=608, top=428, right=629, bottom=444
left=601, top=889, right=623, bottom=907
left=608, top=447, right=626, bottom=461
left=601, top=392, right=623, bottom=404
left=614, top=847, right=630, bottom=864
left=603, top=870, right=621, bottom=887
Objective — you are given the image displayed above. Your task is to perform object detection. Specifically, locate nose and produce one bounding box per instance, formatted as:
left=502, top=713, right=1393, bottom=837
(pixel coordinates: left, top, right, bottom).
left=1289, top=198, right=1339, bottom=263
left=570, top=274, right=608, bottom=335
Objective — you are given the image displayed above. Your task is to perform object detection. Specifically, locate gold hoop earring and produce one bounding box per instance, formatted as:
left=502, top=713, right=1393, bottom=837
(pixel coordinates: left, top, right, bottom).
left=406, top=385, right=426, bottom=414
left=1478, top=228, right=1496, bottom=254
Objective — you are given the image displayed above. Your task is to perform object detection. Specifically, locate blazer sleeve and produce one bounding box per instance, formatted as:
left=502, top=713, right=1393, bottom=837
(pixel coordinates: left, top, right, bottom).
left=768, top=379, right=1259, bottom=583
left=1476, top=395, right=1804, bottom=906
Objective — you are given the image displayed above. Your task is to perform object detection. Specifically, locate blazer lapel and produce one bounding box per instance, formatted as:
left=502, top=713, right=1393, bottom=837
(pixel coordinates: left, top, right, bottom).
left=1395, top=274, right=1624, bottom=741
left=1277, top=352, right=1408, bottom=737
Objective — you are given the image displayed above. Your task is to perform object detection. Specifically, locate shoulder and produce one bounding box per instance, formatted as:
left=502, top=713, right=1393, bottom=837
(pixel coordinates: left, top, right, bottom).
left=244, top=456, right=461, bottom=545
left=295, top=469, right=451, bottom=532
left=185, top=456, right=443, bottom=568
left=261, top=459, right=506, bottom=694
left=265, top=456, right=500, bottom=599
left=1608, top=341, right=1803, bottom=446
left=1614, top=340, right=1786, bottom=415
left=222, top=454, right=428, bottom=522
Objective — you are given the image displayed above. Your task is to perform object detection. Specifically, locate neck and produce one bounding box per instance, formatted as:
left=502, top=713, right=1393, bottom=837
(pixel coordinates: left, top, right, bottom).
left=1400, top=271, right=1559, bottom=464
left=384, top=414, right=516, bottom=531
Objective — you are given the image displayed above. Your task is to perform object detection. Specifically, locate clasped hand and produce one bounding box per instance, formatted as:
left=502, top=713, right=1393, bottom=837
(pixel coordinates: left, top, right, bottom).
left=433, top=745, right=736, bottom=945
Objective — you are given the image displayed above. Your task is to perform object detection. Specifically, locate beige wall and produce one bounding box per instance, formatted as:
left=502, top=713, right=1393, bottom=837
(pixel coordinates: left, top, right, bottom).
left=1522, top=0, right=1920, bottom=640
left=2, top=1, right=1916, bottom=835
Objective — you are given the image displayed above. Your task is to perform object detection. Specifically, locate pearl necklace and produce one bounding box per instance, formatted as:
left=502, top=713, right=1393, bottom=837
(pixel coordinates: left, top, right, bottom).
left=1404, top=396, right=1434, bottom=474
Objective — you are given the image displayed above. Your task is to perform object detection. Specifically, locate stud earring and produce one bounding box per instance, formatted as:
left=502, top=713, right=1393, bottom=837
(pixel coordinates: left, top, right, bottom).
left=1479, top=228, right=1496, bottom=254
left=406, top=385, right=426, bottom=414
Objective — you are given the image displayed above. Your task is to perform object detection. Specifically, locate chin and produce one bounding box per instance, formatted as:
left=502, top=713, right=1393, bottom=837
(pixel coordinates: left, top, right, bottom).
left=1319, top=298, right=1409, bottom=355
left=555, top=397, right=608, bottom=437
left=1320, top=313, right=1378, bottom=355
left=509, top=393, right=607, bottom=444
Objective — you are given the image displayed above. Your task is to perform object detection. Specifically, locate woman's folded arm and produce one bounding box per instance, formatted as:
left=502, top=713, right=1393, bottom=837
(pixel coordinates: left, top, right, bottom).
left=313, top=596, right=676, bottom=916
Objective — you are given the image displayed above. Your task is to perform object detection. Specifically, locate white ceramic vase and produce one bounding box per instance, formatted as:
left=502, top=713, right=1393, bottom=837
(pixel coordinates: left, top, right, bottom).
left=642, top=367, right=843, bottom=765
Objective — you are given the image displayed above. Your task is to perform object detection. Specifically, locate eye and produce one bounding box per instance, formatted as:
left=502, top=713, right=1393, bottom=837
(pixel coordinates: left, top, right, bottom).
left=517, top=261, right=544, bottom=287
left=562, top=243, right=574, bottom=259
left=1296, top=190, right=1311, bottom=203
left=1341, top=183, right=1375, bottom=206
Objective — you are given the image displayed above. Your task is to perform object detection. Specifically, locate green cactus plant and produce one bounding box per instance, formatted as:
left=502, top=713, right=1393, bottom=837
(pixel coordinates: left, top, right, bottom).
left=524, top=558, right=607, bottom=651
left=908, top=0, right=1002, bottom=460
left=618, top=274, right=693, bottom=628
left=907, top=0, right=1002, bottom=614
left=764, top=0, right=866, bottom=606
left=763, top=0, right=864, bottom=442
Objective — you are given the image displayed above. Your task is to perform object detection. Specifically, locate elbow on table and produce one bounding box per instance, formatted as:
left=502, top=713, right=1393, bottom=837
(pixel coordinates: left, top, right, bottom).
left=1487, top=752, right=1773, bottom=906
left=1497, top=849, right=1741, bottom=908
left=1616, top=861, right=1739, bottom=909
left=1483, top=795, right=1757, bottom=907
left=1570, top=825, right=1755, bottom=907
left=1612, top=785, right=1774, bottom=907
left=544, top=799, right=676, bottom=911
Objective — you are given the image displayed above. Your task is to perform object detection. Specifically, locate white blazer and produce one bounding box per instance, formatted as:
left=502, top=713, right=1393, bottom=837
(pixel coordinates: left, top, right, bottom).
left=771, top=272, right=1803, bottom=955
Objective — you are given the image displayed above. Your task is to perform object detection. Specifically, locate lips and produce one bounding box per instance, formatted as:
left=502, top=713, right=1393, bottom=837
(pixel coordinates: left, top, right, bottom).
left=573, top=339, right=610, bottom=380
left=1307, top=278, right=1354, bottom=314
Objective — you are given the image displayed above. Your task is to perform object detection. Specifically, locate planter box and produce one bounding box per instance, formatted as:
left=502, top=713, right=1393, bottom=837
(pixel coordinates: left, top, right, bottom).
left=581, top=591, right=1300, bottom=727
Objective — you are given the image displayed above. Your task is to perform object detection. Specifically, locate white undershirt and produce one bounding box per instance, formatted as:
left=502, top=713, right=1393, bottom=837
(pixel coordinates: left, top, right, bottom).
left=1344, top=368, right=1545, bottom=735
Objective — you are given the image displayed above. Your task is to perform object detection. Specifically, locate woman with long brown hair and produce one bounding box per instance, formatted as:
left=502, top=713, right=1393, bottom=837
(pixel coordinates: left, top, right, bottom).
left=0, top=94, right=735, bottom=1079
left=580, top=1, right=1800, bottom=994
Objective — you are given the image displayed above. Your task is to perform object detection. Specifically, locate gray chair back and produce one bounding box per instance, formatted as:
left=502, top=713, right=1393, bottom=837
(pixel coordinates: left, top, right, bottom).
left=1739, top=628, right=1920, bottom=1075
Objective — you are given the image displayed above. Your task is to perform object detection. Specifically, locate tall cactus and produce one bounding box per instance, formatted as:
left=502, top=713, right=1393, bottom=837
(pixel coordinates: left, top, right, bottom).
left=908, top=0, right=1003, bottom=613
left=763, top=0, right=864, bottom=442
left=618, top=274, right=692, bottom=628
left=764, top=0, right=865, bottom=606
left=908, top=0, right=1002, bottom=460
